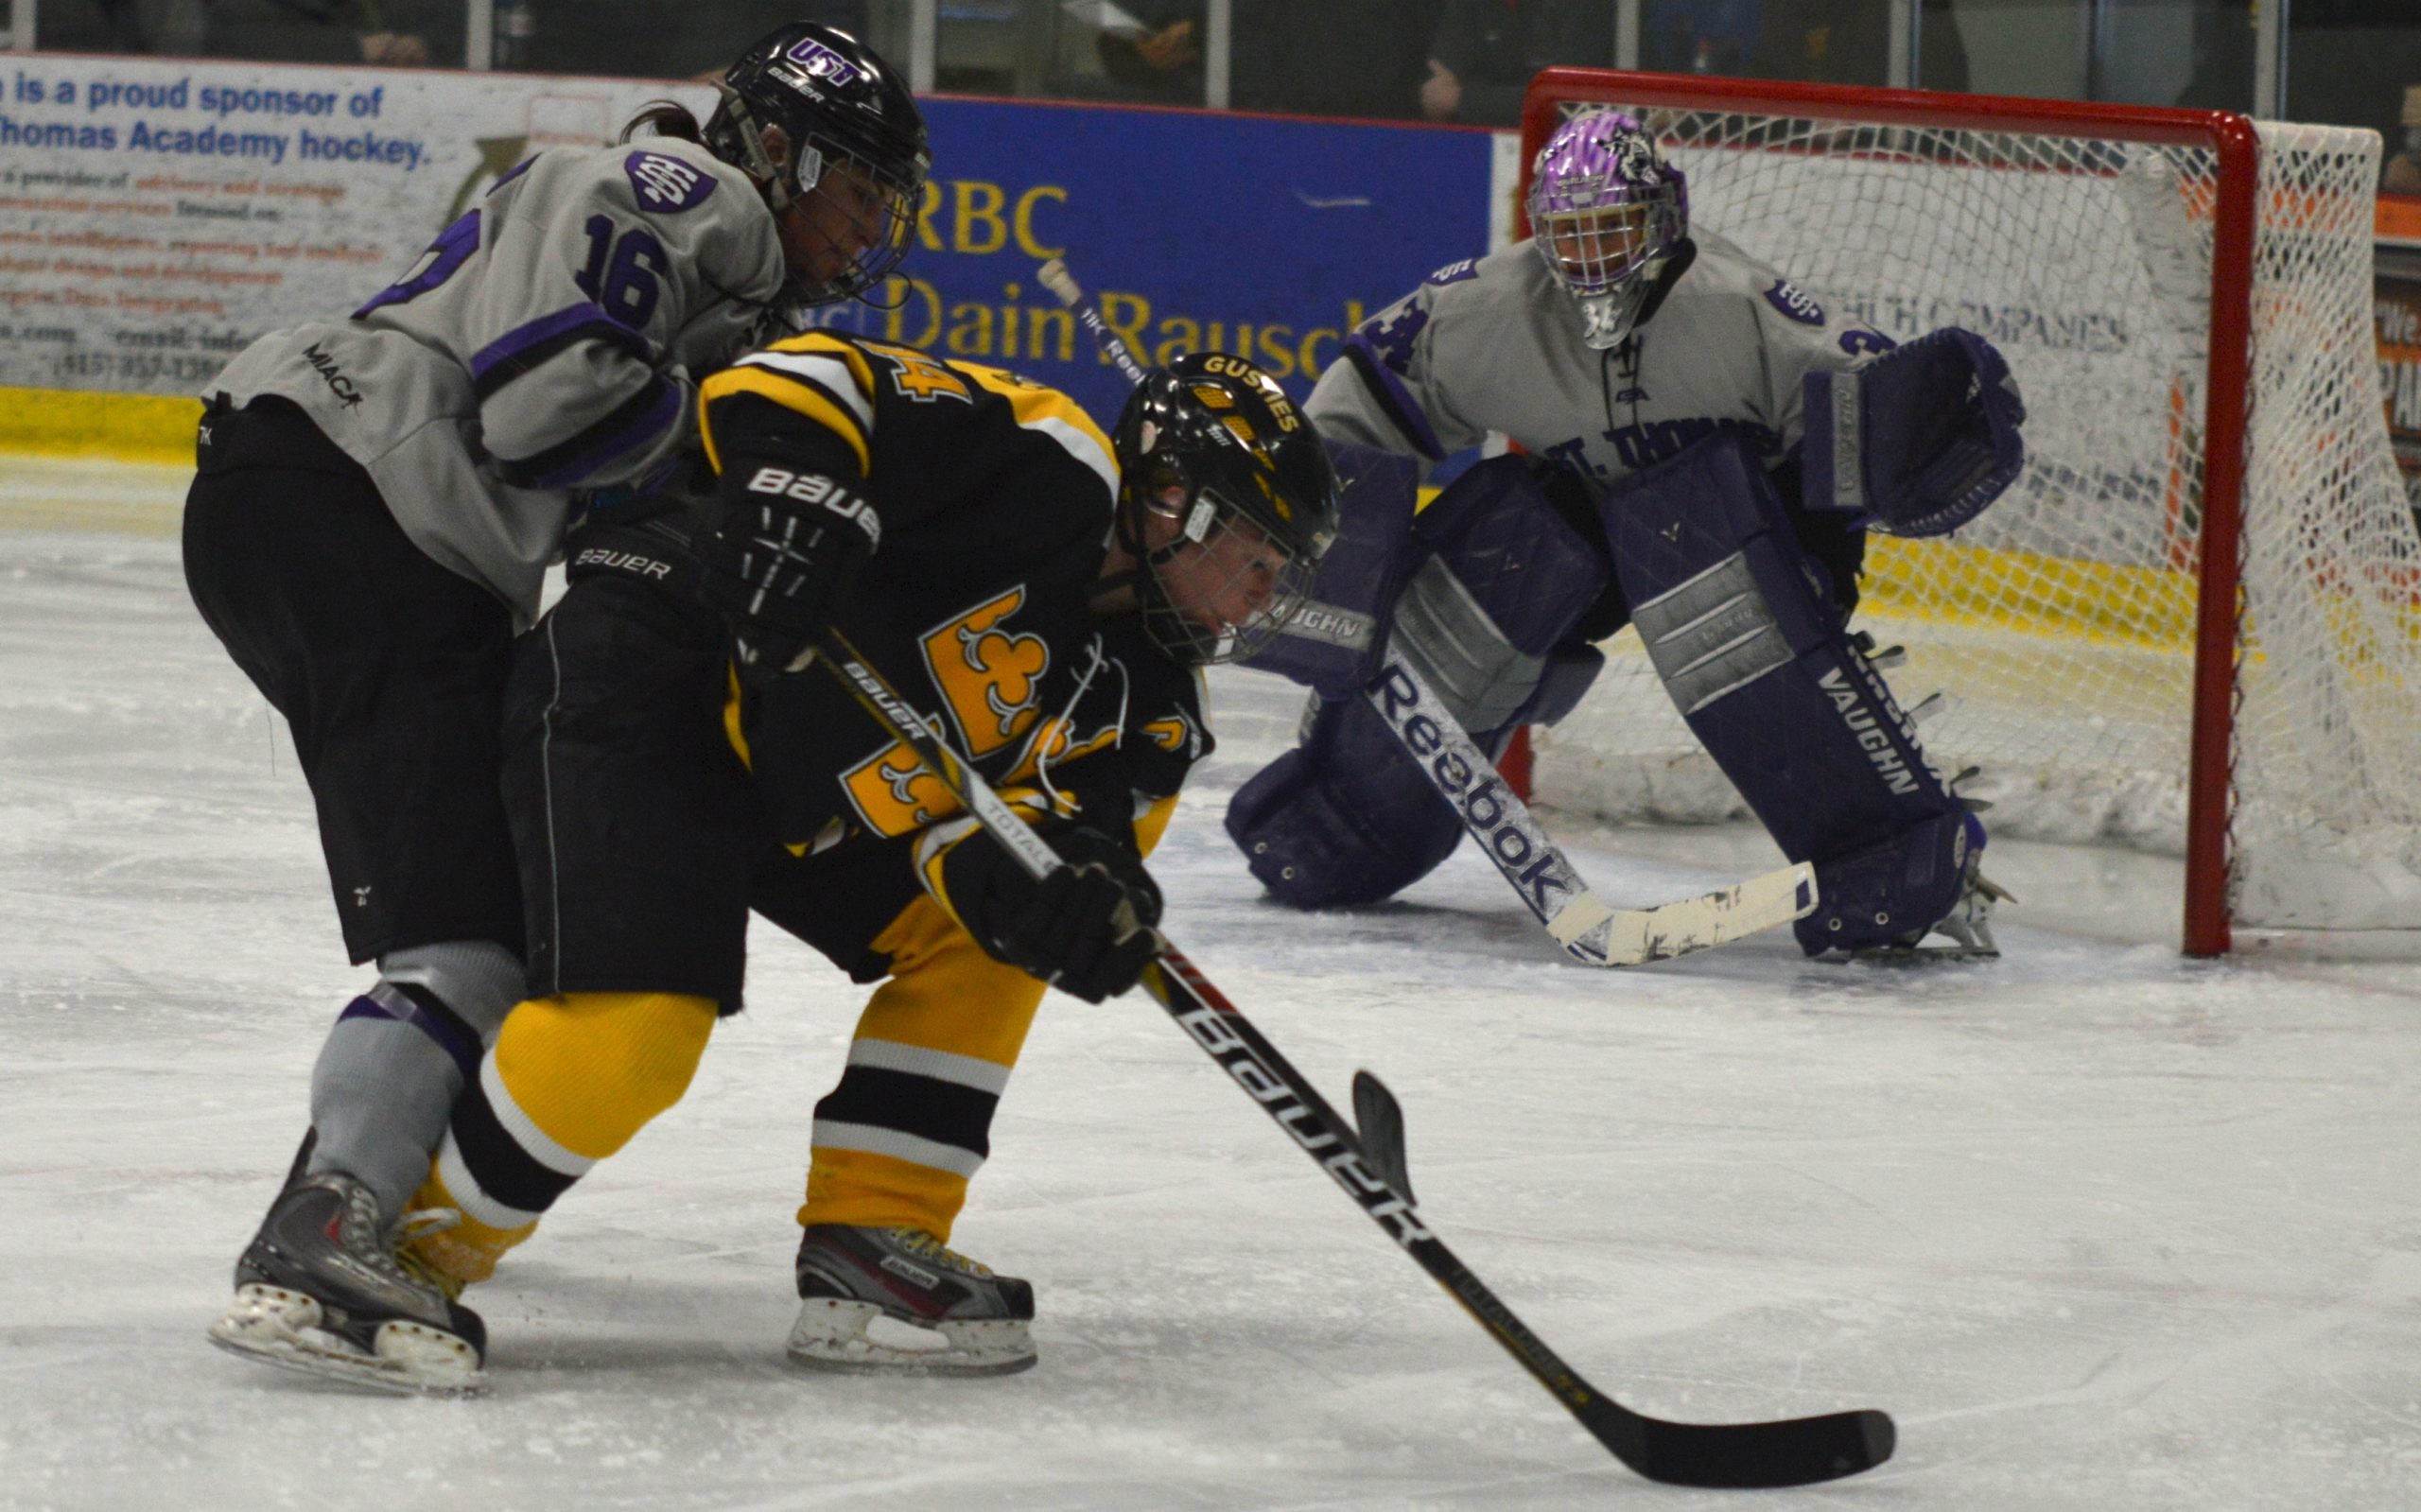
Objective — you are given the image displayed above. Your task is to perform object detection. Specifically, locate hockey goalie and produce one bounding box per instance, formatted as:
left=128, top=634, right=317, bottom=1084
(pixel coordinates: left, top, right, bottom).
left=1228, top=107, right=2027, bottom=959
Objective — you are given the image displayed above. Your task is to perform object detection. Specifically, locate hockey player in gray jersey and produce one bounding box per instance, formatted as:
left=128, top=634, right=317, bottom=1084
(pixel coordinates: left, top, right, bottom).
left=195, top=22, right=928, bottom=1395
left=1229, top=107, right=2026, bottom=961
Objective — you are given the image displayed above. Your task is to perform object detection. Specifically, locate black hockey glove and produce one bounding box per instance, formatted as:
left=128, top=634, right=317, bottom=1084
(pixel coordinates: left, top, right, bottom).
left=698, top=464, right=880, bottom=674
left=943, top=820, right=1165, bottom=1002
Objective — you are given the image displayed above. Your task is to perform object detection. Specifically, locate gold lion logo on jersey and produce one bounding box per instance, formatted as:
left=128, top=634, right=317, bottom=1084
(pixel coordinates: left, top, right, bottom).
left=838, top=588, right=1059, bottom=840
left=921, top=587, right=1048, bottom=757
left=840, top=744, right=957, bottom=835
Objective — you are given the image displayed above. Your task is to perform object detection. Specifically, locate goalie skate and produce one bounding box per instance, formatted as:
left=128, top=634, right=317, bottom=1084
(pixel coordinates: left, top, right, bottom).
left=1849, top=865, right=2012, bottom=963
left=787, top=1225, right=1036, bottom=1378
left=206, top=1172, right=486, bottom=1398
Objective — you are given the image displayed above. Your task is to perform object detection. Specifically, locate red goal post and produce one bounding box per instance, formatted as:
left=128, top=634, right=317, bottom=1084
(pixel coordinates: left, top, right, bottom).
left=1514, top=68, right=2419, bottom=956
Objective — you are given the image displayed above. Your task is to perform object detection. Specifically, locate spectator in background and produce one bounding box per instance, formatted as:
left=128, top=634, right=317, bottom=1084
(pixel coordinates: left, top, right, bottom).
left=1068, top=2, right=1441, bottom=120
left=514, top=2, right=869, bottom=80
left=50, top=0, right=464, bottom=67
left=26, top=0, right=187, bottom=53
left=198, top=0, right=456, bottom=65
left=1089, top=0, right=1206, bottom=105
left=1643, top=0, right=1760, bottom=77
left=2388, top=85, right=2421, bottom=195
left=1420, top=0, right=1613, bottom=126
left=1232, top=0, right=1441, bottom=120
left=1752, top=0, right=1967, bottom=91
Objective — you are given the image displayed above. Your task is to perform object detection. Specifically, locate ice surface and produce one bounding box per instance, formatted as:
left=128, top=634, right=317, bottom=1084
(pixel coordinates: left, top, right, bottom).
left=4, top=461, right=2419, bottom=1510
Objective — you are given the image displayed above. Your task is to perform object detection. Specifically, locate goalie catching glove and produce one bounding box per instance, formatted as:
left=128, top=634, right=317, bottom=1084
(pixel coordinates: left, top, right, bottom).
left=1802, top=325, right=2026, bottom=538
left=698, top=464, right=881, bottom=672
left=939, top=818, right=1165, bottom=1002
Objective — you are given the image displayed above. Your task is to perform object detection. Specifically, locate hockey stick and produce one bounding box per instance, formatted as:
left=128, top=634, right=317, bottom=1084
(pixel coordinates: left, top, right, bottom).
left=808, top=624, right=1894, bottom=1488
left=1350, top=1069, right=1415, bottom=1206
left=1373, top=652, right=1814, bottom=965
left=1036, top=258, right=1817, bottom=967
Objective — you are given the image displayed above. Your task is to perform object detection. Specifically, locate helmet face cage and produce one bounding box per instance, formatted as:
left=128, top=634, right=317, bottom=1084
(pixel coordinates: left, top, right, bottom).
left=1526, top=110, right=1687, bottom=349
left=709, top=25, right=930, bottom=305
left=777, top=126, right=922, bottom=304
left=1135, top=494, right=1321, bottom=666
left=1114, top=357, right=1339, bottom=667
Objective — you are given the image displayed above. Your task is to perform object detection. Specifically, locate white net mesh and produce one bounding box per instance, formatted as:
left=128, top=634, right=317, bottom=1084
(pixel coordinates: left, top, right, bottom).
left=1524, top=101, right=2421, bottom=938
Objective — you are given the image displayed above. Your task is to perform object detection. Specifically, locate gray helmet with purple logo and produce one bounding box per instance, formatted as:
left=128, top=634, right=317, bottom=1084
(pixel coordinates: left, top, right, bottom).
left=1524, top=109, right=1689, bottom=350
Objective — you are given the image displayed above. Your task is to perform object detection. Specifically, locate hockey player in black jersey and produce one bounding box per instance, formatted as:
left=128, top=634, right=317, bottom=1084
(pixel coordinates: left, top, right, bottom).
left=201, top=24, right=930, bottom=1396
left=213, top=342, right=1335, bottom=1393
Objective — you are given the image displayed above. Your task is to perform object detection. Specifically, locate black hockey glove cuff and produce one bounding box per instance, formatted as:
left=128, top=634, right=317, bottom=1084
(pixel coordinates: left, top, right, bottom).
left=942, top=819, right=1165, bottom=1002
left=698, top=463, right=880, bottom=674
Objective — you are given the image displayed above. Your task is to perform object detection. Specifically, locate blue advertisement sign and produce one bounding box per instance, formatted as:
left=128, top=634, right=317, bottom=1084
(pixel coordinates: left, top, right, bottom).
left=817, top=96, right=1497, bottom=430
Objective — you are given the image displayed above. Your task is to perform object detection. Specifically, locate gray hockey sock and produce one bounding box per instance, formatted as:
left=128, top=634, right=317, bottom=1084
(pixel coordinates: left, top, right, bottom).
left=306, top=941, right=524, bottom=1219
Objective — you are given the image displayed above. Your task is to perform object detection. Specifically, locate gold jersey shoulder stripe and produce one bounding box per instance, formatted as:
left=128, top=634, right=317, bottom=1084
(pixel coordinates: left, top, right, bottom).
left=699, top=366, right=874, bottom=478
left=758, top=331, right=880, bottom=394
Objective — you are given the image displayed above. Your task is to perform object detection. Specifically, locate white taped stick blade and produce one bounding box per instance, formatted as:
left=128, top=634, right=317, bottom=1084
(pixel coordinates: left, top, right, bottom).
left=1551, top=861, right=1817, bottom=966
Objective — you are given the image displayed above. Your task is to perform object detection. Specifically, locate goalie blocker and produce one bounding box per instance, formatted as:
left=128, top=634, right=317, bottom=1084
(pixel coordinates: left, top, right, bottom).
left=1600, top=429, right=1992, bottom=955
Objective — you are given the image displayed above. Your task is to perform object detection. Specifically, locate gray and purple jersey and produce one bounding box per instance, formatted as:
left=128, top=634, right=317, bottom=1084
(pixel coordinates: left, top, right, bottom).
left=204, top=135, right=783, bottom=623
left=1306, top=233, right=1891, bottom=498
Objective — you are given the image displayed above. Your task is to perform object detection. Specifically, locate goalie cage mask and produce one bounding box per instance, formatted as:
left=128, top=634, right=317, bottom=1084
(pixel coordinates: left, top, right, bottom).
left=1111, top=354, right=1340, bottom=667
left=706, top=21, right=930, bottom=306
left=1527, top=109, right=1691, bottom=350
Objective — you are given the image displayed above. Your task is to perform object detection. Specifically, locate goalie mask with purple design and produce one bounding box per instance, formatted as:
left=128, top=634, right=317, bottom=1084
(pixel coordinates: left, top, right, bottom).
left=1525, top=110, right=1688, bottom=349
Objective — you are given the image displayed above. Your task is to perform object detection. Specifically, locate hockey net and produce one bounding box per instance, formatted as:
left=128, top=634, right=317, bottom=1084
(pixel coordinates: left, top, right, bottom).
left=1516, top=70, right=2421, bottom=952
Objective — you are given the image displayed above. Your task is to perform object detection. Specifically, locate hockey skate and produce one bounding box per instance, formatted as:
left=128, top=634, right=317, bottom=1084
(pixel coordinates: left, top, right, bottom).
left=788, top=1225, right=1036, bottom=1377
left=1853, top=860, right=2012, bottom=963
left=207, top=1172, right=487, bottom=1397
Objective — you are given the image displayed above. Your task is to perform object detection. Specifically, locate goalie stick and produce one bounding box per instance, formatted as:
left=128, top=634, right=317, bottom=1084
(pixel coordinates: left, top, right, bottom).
left=1036, top=257, right=1817, bottom=966
left=806, top=624, right=1895, bottom=1489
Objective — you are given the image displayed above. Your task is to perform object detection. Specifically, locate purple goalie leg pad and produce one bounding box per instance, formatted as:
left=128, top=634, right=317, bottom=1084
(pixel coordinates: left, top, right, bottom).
left=1227, top=453, right=1610, bottom=910
left=1226, top=693, right=1474, bottom=910
left=1597, top=432, right=1982, bottom=955
left=1411, top=455, right=1610, bottom=657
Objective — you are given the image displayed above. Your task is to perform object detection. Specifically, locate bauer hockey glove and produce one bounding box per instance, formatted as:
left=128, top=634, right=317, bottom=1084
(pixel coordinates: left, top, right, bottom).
left=698, top=465, right=880, bottom=673
left=942, top=819, right=1165, bottom=1002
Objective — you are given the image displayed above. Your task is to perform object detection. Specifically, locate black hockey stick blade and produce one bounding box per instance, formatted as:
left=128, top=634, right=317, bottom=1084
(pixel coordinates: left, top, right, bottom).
left=1586, top=1399, right=1895, bottom=1489
left=1350, top=1070, right=1415, bottom=1207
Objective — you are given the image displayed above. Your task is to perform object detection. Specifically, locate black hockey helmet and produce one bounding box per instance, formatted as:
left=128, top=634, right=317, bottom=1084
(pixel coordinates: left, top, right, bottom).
left=1111, top=353, right=1339, bottom=665
left=706, top=22, right=929, bottom=303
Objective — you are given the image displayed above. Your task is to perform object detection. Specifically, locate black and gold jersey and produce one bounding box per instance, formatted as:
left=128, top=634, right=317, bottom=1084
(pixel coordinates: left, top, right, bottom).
left=698, top=332, right=1211, bottom=853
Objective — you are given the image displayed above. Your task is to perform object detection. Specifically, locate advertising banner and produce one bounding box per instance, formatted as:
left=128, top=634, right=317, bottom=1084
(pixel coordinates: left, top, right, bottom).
left=0, top=56, right=702, bottom=396
left=813, top=96, right=1497, bottom=426
left=2377, top=200, right=2421, bottom=517
left=0, top=54, right=1497, bottom=433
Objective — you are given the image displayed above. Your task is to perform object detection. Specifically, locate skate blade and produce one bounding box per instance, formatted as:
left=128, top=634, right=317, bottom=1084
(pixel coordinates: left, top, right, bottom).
left=1844, top=941, right=2000, bottom=965
left=786, top=1298, right=1036, bottom=1378
left=1849, top=914, right=2001, bottom=964
left=207, top=1284, right=487, bottom=1399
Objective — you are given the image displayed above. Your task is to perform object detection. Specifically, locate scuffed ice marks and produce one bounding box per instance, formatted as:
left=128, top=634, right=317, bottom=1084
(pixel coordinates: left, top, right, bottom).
left=2, top=481, right=2421, bottom=1509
